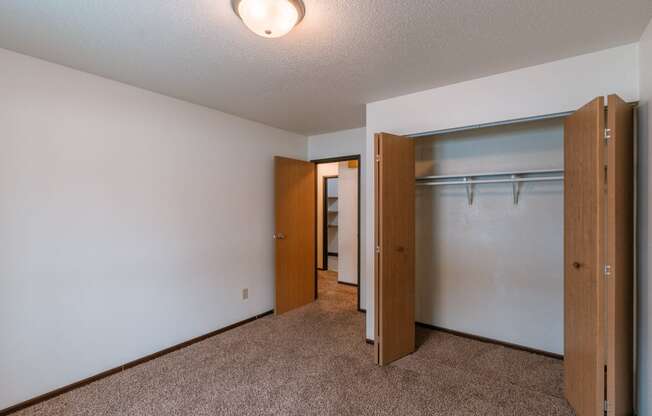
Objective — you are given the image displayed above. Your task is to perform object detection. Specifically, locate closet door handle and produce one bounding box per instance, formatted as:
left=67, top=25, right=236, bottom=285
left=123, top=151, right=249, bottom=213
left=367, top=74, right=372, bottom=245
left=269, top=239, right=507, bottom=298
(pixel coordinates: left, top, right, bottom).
left=572, top=261, right=582, bottom=269
left=273, top=233, right=286, bottom=240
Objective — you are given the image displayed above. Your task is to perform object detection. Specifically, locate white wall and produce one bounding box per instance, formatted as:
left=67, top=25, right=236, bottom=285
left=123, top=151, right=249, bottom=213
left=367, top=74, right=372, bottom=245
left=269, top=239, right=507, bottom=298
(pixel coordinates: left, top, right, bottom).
left=316, top=163, right=339, bottom=269
left=638, top=18, right=652, bottom=416
left=309, top=128, right=366, bottom=308
left=308, top=128, right=366, bottom=161
left=415, top=119, right=564, bottom=354
left=338, top=161, right=358, bottom=285
left=365, top=43, right=640, bottom=339
left=0, top=48, right=306, bottom=410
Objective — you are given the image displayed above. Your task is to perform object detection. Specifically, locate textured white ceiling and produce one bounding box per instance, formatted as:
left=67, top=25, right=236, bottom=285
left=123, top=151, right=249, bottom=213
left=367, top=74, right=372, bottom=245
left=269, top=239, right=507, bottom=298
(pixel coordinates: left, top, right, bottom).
left=0, top=1, right=650, bottom=135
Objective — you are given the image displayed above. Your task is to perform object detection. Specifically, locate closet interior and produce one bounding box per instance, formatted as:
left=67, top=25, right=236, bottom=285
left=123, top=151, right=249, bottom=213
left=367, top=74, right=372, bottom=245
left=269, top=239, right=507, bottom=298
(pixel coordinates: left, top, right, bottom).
left=413, top=117, right=565, bottom=356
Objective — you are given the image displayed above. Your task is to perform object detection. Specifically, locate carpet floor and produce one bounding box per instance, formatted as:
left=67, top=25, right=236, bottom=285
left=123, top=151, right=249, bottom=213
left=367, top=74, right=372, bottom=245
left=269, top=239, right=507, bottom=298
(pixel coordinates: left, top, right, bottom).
left=14, top=271, right=574, bottom=415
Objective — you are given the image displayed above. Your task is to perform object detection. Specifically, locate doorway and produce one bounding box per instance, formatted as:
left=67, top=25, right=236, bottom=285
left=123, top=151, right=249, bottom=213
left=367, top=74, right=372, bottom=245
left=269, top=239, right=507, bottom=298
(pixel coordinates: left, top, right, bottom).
left=312, top=155, right=361, bottom=312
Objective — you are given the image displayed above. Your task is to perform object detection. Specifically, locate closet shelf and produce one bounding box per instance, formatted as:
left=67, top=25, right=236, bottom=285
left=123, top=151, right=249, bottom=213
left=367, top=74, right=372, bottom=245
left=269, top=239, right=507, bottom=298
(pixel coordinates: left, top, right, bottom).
left=416, top=168, right=564, bottom=206
left=416, top=168, right=563, bottom=182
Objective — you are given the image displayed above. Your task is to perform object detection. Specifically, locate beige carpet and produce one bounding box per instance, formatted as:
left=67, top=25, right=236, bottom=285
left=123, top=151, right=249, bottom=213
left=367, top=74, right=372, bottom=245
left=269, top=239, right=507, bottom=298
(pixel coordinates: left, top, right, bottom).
left=14, top=271, right=574, bottom=415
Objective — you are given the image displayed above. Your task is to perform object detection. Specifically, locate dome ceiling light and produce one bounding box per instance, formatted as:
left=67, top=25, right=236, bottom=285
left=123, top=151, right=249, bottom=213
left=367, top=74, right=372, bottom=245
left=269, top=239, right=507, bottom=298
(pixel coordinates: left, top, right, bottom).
left=231, top=0, right=306, bottom=39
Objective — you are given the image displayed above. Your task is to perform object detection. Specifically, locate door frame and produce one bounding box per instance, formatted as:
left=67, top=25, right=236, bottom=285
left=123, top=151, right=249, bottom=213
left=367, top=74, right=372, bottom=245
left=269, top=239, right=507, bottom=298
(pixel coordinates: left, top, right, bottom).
left=322, top=174, right=339, bottom=271
left=311, top=155, right=362, bottom=312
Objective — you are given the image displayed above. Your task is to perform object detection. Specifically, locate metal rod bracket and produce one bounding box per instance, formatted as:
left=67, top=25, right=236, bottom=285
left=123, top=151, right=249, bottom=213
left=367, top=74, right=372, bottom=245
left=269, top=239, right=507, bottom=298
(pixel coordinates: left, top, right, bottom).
left=464, top=177, right=473, bottom=206
left=512, top=174, right=520, bottom=205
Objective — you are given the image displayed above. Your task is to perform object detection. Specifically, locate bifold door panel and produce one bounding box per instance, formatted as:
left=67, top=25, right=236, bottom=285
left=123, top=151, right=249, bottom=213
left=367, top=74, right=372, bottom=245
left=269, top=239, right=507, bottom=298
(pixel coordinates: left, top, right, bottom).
left=563, top=97, right=605, bottom=416
left=374, top=133, right=415, bottom=366
left=606, top=94, right=634, bottom=416
left=563, top=95, right=634, bottom=416
left=274, top=156, right=315, bottom=315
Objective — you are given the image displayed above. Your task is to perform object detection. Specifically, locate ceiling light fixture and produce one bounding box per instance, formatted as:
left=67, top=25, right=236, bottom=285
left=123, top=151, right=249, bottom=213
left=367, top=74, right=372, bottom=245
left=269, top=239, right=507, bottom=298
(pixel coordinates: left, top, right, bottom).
left=232, top=0, right=305, bottom=38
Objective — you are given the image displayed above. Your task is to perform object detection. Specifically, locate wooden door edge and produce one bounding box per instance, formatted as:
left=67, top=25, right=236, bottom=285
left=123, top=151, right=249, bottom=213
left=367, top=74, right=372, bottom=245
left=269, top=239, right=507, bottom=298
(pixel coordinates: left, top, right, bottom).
left=374, top=133, right=381, bottom=365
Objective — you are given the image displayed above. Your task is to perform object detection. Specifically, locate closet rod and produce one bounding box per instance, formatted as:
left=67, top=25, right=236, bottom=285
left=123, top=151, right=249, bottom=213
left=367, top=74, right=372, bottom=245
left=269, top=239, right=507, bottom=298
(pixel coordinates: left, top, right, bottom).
left=416, top=176, right=564, bottom=186
left=416, top=168, right=563, bottom=182
left=416, top=170, right=564, bottom=205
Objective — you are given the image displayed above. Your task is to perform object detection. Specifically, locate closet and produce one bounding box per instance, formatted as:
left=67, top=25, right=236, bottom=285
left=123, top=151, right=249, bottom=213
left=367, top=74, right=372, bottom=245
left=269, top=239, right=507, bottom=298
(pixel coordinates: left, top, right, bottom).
left=374, top=95, right=634, bottom=416
left=414, top=116, right=564, bottom=356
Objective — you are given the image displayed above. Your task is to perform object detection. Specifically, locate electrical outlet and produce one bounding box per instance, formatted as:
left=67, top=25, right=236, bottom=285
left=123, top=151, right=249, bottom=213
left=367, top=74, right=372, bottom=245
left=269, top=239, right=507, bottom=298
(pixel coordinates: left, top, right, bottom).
left=242, top=288, right=248, bottom=300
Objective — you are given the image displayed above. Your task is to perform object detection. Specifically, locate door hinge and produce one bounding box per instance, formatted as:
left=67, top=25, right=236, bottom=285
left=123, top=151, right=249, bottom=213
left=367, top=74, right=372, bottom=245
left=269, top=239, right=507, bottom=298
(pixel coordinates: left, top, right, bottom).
left=604, top=399, right=609, bottom=413
left=604, top=128, right=612, bottom=144
left=375, top=245, right=380, bottom=254
left=604, top=264, right=612, bottom=277
left=375, top=154, right=381, bottom=162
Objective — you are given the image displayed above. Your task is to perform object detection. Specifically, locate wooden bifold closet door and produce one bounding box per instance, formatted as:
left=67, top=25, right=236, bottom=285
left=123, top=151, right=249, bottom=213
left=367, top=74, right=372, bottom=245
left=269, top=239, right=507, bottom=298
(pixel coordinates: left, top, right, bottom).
left=564, top=95, right=634, bottom=416
left=374, top=132, right=415, bottom=366
left=564, top=97, right=606, bottom=416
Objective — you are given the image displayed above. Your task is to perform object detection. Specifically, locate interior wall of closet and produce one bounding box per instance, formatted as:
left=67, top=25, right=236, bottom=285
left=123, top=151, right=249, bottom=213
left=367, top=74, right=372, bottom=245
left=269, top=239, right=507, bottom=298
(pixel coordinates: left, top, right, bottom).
left=414, top=118, right=565, bottom=354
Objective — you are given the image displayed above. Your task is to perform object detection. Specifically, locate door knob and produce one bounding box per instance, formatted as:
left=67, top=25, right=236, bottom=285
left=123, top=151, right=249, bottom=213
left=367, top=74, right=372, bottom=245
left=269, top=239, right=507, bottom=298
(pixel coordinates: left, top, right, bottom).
left=273, top=233, right=286, bottom=240
left=572, top=262, right=581, bottom=269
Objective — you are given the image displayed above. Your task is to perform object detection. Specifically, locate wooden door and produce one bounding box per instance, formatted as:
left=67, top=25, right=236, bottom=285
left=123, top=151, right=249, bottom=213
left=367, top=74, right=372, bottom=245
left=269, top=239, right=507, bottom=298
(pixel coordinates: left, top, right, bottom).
left=374, top=133, right=415, bottom=365
left=564, top=97, right=606, bottom=416
left=606, top=94, right=634, bottom=416
left=274, top=156, right=316, bottom=315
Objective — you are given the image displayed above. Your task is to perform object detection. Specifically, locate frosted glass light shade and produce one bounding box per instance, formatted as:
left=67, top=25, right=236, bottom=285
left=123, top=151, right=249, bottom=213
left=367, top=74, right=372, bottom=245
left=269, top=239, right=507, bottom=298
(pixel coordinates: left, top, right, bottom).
left=232, top=0, right=305, bottom=38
